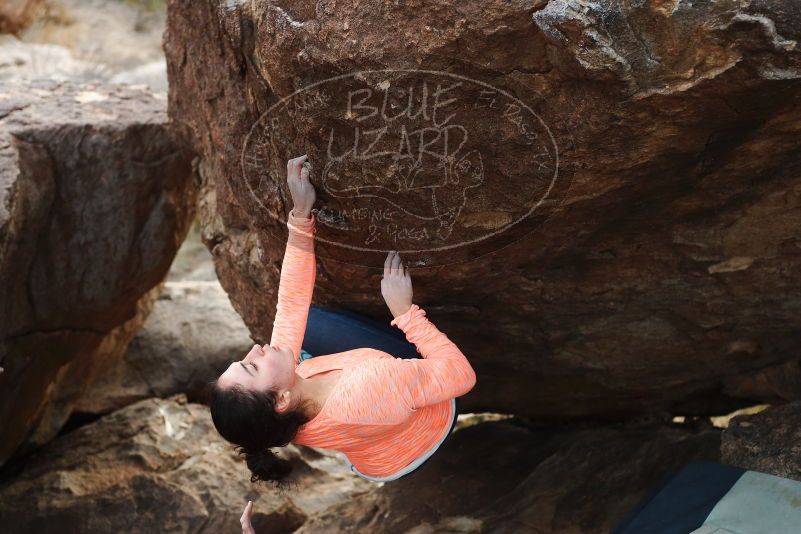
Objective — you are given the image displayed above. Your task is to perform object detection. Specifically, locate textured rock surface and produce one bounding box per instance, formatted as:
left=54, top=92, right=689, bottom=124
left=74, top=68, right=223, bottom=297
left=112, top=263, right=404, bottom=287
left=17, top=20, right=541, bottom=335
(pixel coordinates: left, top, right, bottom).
left=165, top=0, right=801, bottom=419
left=0, top=80, right=196, bottom=466
left=297, top=417, right=720, bottom=533
left=0, top=395, right=372, bottom=534
left=721, top=401, right=801, bottom=481
left=76, top=281, right=253, bottom=415
left=720, top=358, right=801, bottom=404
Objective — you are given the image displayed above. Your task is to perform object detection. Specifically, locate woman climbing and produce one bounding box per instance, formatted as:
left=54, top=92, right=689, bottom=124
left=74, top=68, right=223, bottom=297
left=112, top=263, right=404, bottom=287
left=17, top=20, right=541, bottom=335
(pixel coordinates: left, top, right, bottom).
left=210, top=154, right=477, bottom=494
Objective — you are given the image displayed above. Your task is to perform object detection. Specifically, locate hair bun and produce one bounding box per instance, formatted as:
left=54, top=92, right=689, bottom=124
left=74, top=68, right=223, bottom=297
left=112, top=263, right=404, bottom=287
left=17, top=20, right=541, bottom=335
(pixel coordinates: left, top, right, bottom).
left=242, top=447, right=292, bottom=485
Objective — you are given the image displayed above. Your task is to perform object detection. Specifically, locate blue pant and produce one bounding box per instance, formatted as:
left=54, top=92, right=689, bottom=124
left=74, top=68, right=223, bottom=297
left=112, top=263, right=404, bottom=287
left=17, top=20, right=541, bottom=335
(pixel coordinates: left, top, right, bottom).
left=301, top=304, right=460, bottom=479
left=301, top=305, right=421, bottom=359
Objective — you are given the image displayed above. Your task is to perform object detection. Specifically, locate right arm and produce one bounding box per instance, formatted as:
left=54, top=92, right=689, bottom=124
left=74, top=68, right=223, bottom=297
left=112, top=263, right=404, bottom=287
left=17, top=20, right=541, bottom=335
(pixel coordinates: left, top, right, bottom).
left=269, top=209, right=316, bottom=366
left=269, top=155, right=317, bottom=366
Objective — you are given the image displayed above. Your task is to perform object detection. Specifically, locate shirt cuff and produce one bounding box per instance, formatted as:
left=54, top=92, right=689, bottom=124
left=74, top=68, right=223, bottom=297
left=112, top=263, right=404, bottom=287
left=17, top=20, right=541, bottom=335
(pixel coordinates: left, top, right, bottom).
left=288, top=209, right=315, bottom=237
left=390, top=303, right=424, bottom=330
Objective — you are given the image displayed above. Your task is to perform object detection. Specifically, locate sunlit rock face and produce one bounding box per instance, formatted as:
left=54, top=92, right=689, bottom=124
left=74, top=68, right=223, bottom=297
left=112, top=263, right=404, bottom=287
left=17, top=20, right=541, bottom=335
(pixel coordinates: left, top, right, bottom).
left=164, top=0, right=801, bottom=419
left=0, top=80, right=197, bottom=466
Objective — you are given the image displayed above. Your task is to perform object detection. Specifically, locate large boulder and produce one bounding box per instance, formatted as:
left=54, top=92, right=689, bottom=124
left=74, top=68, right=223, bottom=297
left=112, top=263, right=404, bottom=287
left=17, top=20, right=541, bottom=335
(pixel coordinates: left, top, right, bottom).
left=0, top=80, right=196, bottom=466
left=164, top=0, right=801, bottom=419
left=297, top=416, right=721, bottom=533
left=0, top=395, right=372, bottom=534
left=75, top=281, right=253, bottom=415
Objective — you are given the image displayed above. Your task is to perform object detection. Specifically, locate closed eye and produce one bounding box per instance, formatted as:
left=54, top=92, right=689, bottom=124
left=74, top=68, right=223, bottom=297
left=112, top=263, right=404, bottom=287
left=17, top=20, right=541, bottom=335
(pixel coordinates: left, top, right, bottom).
left=232, top=359, right=258, bottom=374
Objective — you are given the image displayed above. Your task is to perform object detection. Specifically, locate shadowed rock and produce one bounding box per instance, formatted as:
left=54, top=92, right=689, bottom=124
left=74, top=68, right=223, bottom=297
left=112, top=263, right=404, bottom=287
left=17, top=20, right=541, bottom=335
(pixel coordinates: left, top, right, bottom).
left=297, top=417, right=720, bottom=533
left=0, top=80, right=196, bottom=466
left=721, top=401, right=801, bottom=481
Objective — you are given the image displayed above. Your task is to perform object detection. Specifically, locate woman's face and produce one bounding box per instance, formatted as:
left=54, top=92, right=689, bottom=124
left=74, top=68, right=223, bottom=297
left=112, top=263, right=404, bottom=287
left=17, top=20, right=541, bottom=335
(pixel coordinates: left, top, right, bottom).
left=218, top=343, right=296, bottom=394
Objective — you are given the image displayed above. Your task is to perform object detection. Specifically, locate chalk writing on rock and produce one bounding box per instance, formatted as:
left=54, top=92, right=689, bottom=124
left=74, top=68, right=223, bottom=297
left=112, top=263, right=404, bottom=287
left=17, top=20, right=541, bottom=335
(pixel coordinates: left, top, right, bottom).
left=241, top=69, right=559, bottom=264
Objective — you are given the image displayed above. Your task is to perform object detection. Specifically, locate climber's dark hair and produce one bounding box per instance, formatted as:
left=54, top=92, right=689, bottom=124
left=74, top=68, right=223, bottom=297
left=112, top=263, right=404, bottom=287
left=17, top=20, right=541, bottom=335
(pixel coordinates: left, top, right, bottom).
left=207, top=379, right=316, bottom=492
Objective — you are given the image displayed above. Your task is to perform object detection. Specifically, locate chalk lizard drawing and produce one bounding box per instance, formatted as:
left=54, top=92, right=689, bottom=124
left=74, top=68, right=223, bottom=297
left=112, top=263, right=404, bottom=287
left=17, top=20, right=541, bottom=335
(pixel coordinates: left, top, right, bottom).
left=321, top=148, right=484, bottom=241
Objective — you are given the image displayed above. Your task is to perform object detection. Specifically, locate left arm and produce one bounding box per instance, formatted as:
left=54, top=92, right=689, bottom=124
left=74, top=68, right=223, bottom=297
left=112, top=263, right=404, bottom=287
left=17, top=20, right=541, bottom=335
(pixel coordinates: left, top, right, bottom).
left=381, top=252, right=477, bottom=409
left=269, top=155, right=317, bottom=366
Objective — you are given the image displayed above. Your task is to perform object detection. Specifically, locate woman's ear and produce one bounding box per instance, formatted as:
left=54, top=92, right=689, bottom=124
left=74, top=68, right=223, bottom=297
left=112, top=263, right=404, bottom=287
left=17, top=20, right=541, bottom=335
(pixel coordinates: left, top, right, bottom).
left=274, top=389, right=291, bottom=414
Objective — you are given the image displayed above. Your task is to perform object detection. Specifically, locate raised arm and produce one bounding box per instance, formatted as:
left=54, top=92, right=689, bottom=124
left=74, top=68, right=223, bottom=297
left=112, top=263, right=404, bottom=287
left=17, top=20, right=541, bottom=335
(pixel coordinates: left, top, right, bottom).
left=270, top=210, right=316, bottom=365
left=380, top=252, right=477, bottom=410
left=269, top=155, right=317, bottom=366
left=389, top=304, right=477, bottom=409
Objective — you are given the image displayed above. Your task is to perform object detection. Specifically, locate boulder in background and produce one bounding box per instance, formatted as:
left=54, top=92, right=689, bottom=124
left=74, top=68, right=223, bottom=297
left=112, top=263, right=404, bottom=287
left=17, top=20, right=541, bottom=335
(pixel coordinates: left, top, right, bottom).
left=0, top=80, right=197, bottom=466
left=76, top=281, right=253, bottom=415
left=0, top=394, right=372, bottom=534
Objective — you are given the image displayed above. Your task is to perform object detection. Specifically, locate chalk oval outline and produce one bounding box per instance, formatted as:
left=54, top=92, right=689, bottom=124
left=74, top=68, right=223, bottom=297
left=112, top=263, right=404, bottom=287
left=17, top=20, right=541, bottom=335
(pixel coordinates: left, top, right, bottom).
left=241, top=68, right=559, bottom=254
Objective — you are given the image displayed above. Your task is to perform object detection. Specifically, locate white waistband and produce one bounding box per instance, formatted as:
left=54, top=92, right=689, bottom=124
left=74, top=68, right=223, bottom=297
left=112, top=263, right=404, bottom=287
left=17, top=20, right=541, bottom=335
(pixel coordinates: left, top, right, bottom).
left=347, top=398, right=457, bottom=482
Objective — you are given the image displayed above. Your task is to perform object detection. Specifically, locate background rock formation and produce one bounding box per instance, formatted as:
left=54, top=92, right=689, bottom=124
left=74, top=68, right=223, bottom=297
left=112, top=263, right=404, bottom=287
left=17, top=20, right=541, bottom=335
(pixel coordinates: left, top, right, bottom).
left=76, top=281, right=253, bottom=415
left=721, top=401, right=801, bottom=481
left=164, top=0, right=801, bottom=420
left=0, top=80, right=196, bottom=466
left=297, top=416, right=720, bottom=533
left=0, top=395, right=372, bottom=533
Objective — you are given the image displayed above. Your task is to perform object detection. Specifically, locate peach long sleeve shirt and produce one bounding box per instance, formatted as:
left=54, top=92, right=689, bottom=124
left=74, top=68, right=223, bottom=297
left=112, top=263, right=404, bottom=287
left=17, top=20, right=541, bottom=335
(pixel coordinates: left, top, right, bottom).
left=271, top=210, right=477, bottom=479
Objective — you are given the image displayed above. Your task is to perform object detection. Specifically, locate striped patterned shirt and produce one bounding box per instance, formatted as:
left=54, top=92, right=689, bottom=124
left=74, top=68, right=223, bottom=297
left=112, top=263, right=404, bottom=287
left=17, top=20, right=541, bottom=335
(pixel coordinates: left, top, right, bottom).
left=271, top=210, right=477, bottom=478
